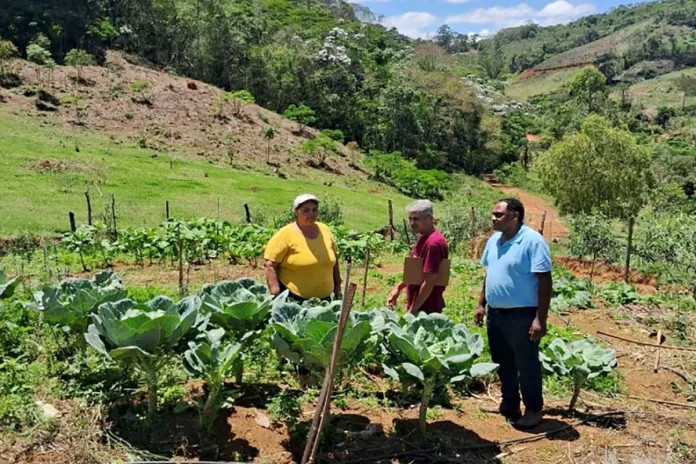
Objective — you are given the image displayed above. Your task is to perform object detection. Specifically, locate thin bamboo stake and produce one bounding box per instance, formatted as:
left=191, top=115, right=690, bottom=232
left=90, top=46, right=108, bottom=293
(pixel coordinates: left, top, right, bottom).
left=626, top=395, right=696, bottom=410
left=361, top=246, right=370, bottom=308
left=596, top=330, right=696, bottom=352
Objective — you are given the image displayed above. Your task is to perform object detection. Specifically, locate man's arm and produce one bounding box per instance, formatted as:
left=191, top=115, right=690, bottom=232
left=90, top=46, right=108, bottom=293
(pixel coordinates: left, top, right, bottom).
left=387, top=281, right=406, bottom=308
left=536, top=272, right=552, bottom=324
left=408, top=273, right=438, bottom=315
left=474, top=279, right=487, bottom=326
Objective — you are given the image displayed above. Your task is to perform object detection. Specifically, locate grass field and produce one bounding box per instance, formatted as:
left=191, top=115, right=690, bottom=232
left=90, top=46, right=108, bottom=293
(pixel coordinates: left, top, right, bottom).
left=0, top=108, right=415, bottom=235
left=614, top=66, right=696, bottom=110
left=506, top=67, right=588, bottom=100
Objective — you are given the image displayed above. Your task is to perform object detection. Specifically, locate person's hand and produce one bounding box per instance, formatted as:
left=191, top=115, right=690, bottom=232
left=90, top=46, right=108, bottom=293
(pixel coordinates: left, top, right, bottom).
left=474, top=305, right=486, bottom=327
left=529, top=316, right=546, bottom=342
left=386, top=288, right=400, bottom=308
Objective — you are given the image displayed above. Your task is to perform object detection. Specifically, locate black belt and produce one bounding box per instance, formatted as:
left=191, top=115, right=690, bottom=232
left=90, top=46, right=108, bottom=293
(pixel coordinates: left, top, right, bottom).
left=488, top=306, right=537, bottom=312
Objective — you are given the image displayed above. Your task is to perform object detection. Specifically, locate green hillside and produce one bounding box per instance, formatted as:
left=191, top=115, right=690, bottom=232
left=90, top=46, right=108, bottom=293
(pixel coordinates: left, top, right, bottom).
left=614, top=66, right=696, bottom=109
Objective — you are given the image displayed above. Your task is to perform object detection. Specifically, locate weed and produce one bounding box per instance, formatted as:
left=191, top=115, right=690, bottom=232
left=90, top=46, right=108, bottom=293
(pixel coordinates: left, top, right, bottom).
left=129, top=80, right=150, bottom=93
left=266, top=389, right=302, bottom=430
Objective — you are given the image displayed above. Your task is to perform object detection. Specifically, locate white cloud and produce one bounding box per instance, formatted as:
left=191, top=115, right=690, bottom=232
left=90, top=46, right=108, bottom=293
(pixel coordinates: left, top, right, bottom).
left=382, top=12, right=439, bottom=39
left=445, top=0, right=473, bottom=3
left=446, top=1, right=596, bottom=29
left=352, top=0, right=391, bottom=3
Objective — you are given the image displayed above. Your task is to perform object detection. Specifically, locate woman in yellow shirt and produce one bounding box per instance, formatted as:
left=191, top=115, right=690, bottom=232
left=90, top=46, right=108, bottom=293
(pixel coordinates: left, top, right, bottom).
left=264, top=194, right=342, bottom=302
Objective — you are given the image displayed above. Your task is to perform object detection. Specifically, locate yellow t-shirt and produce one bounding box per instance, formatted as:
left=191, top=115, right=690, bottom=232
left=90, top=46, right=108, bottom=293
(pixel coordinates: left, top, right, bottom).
left=264, top=222, right=338, bottom=299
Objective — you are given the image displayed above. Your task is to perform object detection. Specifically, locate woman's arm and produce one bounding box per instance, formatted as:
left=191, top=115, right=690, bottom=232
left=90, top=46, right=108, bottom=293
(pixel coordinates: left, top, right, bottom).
left=333, top=260, right=342, bottom=297
left=265, top=260, right=282, bottom=296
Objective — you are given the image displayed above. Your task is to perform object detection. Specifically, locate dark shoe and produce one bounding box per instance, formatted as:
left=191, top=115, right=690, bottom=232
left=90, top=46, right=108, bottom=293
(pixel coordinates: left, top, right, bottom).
left=515, top=409, right=543, bottom=429
left=481, top=402, right=521, bottom=421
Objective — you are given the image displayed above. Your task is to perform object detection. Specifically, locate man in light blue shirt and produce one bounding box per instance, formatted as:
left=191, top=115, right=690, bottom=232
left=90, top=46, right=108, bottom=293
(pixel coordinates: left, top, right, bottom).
left=475, top=198, right=552, bottom=429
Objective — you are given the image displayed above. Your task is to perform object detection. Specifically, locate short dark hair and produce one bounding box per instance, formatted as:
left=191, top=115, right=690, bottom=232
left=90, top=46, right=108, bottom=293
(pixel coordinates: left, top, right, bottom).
left=498, top=198, right=525, bottom=223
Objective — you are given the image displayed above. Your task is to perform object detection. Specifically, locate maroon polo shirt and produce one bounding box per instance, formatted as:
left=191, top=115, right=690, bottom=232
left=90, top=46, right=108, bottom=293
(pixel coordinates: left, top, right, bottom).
left=406, top=229, right=449, bottom=314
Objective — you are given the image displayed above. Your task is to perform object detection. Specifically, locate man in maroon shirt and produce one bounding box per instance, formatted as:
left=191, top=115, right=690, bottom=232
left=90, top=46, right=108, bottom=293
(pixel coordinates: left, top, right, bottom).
left=387, top=200, right=449, bottom=315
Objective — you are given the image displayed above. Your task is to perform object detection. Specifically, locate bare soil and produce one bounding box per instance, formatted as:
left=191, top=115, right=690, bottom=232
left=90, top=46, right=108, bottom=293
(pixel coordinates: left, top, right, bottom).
left=4, top=52, right=365, bottom=179
left=492, top=184, right=569, bottom=241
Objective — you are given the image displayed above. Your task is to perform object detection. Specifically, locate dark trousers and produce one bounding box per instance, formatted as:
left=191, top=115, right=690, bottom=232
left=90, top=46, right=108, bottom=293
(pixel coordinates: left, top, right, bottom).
left=486, top=307, right=543, bottom=412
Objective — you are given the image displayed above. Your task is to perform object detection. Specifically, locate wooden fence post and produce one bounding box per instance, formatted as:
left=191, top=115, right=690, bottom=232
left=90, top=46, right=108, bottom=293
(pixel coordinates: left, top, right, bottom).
left=388, top=200, right=394, bottom=240
left=539, top=211, right=547, bottom=237
left=111, top=194, right=118, bottom=239
left=402, top=218, right=411, bottom=246
left=361, top=246, right=370, bottom=308
left=85, top=190, right=92, bottom=226
left=69, top=212, right=76, bottom=232
left=624, top=217, right=635, bottom=283
left=244, top=204, right=252, bottom=223
left=166, top=201, right=170, bottom=220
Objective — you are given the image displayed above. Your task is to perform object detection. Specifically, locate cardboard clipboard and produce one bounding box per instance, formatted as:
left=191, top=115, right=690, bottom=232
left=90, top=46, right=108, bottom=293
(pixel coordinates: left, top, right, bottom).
left=403, top=257, right=451, bottom=287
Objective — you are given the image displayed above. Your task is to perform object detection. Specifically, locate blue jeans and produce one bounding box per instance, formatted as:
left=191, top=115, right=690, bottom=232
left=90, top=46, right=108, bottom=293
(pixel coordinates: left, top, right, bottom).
left=486, top=307, right=543, bottom=412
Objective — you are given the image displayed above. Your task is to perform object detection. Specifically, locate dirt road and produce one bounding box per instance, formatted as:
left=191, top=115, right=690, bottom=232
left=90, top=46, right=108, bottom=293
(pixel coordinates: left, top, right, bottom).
left=494, top=184, right=568, bottom=241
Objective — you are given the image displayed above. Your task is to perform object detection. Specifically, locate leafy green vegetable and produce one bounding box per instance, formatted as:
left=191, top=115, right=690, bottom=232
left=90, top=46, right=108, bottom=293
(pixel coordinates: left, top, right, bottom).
left=551, top=276, right=593, bottom=311
left=34, top=270, right=127, bottom=333
left=184, top=328, right=242, bottom=431
left=381, top=313, right=497, bottom=435
left=199, top=278, right=273, bottom=383
left=0, top=270, right=20, bottom=300
left=270, top=301, right=373, bottom=385
left=540, top=338, right=617, bottom=411
left=85, top=295, right=204, bottom=422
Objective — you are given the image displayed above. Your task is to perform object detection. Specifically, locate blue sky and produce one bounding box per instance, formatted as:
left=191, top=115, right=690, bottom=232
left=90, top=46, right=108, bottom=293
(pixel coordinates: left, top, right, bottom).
left=352, top=0, right=653, bottom=38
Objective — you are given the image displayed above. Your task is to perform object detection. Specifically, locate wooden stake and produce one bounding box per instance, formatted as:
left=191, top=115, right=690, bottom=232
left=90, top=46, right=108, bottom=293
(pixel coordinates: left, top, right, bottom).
left=303, top=280, right=358, bottom=464
left=178, top=236, right=185, bottom=296
left=470, top=207, right=476, bottom=238
left=653, top=330, right=662, bottom=373
left=539, top=211, right=547, bottom=237
left=111, top=194, right=118, bottom=239
left=388, top=200, right=394, bottom=241
left=166, top=201, right=170, bottom=220
left=244, top=204, right=251, bottom=223
left=624, top=217, right=635, bottom=283
left=361, top=246, right=370, bottom=308
left=69, top=212, right=76, bottom=232
left=402, top=218, right=411, bottom=246
left=85, top=190, right=92, bottom=225
left=170, top=160, right=173, bottom=170
left=626, top=395, right=696, bottom=410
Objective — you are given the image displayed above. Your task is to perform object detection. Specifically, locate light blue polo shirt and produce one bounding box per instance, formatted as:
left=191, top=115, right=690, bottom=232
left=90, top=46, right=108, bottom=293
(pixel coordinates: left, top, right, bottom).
left=480, top=225, right=552, bottom=309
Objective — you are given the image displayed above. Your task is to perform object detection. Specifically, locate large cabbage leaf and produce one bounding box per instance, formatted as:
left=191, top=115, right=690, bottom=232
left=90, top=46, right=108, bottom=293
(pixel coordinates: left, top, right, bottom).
left=0, top=270, right=20, bottom=300
left=270, top=301, right=373, bottom=383
left=381, top=312, right=497, bottom=436
left=539, top=338, right=617, bottom=411
left=34, top=270, right=127, bottom=333
left=199, top=278, right=272, bottom=342
left=85, top=295, right=204, bottom=422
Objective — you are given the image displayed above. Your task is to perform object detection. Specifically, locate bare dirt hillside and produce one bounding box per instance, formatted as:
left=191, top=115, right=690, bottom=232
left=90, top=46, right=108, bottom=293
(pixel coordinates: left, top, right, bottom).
left=2, top=51, right=365, bottom=177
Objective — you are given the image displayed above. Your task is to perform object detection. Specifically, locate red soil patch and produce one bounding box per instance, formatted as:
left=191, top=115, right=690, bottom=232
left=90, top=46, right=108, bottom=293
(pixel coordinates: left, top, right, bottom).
left=556, top=257, right=656, bottom=292
left=493, top=185, right=569, bottom=242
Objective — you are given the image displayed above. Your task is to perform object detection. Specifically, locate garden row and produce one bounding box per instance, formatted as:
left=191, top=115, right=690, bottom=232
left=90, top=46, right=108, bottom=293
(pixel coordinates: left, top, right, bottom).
left=0, top=269, right=617, bottom=437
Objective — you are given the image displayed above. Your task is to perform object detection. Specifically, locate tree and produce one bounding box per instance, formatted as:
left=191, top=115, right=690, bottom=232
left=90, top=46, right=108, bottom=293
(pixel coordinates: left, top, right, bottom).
left=655, top=106, right=676, bottom=129
left=568, top=215, right=619, bottom=285
left=229, top=90, right=255, bottom=117
left=26, top=43, right=54, bottom=85
left=675, top=75, right=696, bottom=110
left=64, top=48, right=95, bottom=83
left=536, top=115, right=653, bottom=219
left=283, top=104, right=316, bottom=133
left=0, top=40, right=17, bottom=77
left=568, top=67, right=608, bottom=113
left=303, top=136, right=336, bottom=164
left=262, top=125, right=278, bottom=163
left=536, top=115, right=654, bottom=281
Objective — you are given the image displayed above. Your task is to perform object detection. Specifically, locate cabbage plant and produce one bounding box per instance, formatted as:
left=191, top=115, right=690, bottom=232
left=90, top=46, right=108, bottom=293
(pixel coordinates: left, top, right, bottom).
left=34, top=270, right=126, bottom=333
left=0, top=270, right=20, bottom=300
left=85, top=296, right=204, bottom=422
left=270, top=301, right=373, bottom=385
left=199, top=278, right=273, bottom=383
left=540, top=338, right=617, bottom=411
left=381, top=313, right=498, bottom=436
left=185, top=328, right=242, bottom=431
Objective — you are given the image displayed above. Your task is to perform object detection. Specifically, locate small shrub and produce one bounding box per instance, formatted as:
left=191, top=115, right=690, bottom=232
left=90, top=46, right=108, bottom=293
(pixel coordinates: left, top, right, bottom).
left=129, top=80, right=150, bottom=93
left=320, top=129, right=344, bottom=143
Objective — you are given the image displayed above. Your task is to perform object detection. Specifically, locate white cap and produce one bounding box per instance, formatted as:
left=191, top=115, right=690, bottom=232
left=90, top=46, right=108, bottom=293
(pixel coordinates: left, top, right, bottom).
left=293, top=194, right=319, bottom=210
